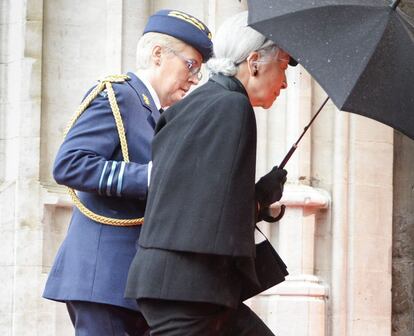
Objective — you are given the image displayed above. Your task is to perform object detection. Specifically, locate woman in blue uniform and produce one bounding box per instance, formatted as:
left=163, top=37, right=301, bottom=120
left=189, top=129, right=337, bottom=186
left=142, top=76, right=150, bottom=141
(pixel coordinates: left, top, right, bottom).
left=43, top=9, right=213, bottom=336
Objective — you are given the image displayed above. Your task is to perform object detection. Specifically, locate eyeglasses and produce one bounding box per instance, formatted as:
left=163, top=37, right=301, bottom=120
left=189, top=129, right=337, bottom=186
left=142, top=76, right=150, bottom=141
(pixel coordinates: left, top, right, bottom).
left=166, top=47, right=203, bottom=81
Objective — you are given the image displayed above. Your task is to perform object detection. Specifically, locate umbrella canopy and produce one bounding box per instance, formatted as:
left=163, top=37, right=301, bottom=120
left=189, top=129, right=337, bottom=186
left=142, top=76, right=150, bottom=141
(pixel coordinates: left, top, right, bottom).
left=248, top=0, right=414, bottom=140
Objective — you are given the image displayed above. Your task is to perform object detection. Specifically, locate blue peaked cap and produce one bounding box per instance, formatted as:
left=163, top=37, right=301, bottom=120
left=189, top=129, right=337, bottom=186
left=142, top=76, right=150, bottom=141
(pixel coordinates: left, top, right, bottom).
left=143, top=9, right=213, bottom=63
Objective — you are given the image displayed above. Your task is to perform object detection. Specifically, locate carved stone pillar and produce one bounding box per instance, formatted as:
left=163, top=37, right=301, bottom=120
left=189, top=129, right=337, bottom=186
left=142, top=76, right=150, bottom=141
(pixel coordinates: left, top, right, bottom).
left=250, top=66, right=330, bottom=336
left=250, top=186, right=330, bottom=336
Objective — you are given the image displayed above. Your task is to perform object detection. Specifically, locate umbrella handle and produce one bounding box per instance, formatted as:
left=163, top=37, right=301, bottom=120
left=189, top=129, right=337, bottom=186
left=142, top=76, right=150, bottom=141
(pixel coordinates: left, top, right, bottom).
left=260, top=204, right=286, bottom=223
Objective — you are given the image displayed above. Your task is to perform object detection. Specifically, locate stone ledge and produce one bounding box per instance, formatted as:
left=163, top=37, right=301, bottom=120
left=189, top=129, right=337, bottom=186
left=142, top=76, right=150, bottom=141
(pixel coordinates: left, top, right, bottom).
left=40, top=182, right=71, bottom=207
left=272, top=184, right=330, bottom=210
left=260, top=274, right=329, bottom=298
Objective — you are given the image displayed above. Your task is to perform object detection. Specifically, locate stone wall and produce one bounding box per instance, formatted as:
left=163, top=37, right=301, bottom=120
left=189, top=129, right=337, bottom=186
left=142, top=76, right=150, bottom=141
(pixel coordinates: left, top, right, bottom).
left=0, top=0, right=412, bottom=335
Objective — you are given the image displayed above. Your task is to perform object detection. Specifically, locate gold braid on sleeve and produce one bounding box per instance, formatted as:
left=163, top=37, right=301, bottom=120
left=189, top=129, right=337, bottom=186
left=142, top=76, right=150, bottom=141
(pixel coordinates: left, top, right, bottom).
left=64, top=74, right=144, bottom=226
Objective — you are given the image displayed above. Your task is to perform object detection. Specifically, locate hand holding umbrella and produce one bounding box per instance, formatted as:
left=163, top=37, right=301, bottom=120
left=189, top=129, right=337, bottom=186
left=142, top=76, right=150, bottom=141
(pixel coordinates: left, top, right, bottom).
left=255, top=166, right=288, bottom=222
left=257, top=97, right=330, bottom=222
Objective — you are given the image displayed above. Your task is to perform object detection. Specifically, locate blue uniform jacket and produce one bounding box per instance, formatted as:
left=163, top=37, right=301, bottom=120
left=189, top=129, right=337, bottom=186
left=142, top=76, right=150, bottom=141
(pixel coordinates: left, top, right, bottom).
left=43, top=72, right=160, bottom=311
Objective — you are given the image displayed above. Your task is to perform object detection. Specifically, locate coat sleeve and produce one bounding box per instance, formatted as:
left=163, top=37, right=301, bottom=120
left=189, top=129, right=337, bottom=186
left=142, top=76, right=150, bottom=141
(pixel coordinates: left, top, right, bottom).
left=53, top=86, right=149, bottom=200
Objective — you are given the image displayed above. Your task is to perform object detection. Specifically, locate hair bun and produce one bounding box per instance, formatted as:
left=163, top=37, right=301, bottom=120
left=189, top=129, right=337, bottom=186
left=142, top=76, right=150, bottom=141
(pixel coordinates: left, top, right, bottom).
left=206, top=58, right=237, bottom=76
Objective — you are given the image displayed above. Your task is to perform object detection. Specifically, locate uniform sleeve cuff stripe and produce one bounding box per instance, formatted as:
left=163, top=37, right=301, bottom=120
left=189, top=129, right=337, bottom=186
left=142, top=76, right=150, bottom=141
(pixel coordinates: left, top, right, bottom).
left=106, top=161, right=118, bottom=196
left=116, top=161, right=126, bottom=197
left=98, top=161, right=109, bottom=195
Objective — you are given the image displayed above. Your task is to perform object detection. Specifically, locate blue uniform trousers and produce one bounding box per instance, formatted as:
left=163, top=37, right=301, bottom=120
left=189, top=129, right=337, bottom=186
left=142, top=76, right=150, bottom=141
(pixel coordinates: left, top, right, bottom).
left=66, top=301, right=149, bottom=336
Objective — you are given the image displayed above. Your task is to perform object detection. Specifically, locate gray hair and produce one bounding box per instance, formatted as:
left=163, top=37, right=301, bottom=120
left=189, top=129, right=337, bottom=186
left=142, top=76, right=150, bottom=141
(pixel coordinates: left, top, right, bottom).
left=136, top=32, right=185, bottom=70
left=207, top=11, right=280, bottom=76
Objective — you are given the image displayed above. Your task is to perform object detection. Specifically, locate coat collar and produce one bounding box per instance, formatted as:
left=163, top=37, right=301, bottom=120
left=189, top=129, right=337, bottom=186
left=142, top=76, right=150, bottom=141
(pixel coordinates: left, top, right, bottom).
left=209, top=74, right=248, bottom=97
left=126, top=72, right=161, bottom=126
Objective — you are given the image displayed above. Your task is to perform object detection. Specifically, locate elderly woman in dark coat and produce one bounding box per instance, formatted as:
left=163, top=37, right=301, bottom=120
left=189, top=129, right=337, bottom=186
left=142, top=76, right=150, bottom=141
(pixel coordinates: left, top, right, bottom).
left=126, top=11, right=296, bottom=335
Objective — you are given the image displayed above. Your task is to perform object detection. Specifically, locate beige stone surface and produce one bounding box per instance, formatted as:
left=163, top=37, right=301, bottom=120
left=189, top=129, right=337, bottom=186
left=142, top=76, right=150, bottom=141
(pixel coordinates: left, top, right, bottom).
left=251, top=294, right=326, bottom=336
left=1, top=0, right=408, bottom=335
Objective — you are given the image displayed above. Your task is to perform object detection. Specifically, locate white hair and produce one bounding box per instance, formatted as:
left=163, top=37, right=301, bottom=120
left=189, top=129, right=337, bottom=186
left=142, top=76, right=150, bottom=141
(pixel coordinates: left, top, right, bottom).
left=136, top=32, right=185, bottom=70
left=207, top=11, right=280, bottom=76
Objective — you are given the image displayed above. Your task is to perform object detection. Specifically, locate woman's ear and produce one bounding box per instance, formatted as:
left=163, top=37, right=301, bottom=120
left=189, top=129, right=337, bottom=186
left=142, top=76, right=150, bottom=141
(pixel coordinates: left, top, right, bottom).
left=247, top=52, right=260, bottom=77
left=252, top=64, right=258, bottom=76
left=152, top=45, right=162, bottom=66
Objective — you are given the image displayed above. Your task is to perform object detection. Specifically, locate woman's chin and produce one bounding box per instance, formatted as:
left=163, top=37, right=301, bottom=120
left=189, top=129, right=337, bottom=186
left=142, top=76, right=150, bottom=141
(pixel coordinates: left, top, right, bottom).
left=262, top=101, right=274, bottom=109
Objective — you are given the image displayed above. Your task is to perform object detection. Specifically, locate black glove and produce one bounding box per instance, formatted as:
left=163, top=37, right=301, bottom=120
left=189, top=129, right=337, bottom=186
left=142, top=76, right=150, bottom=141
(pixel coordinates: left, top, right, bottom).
left=255, top=166, right=287, bottom=208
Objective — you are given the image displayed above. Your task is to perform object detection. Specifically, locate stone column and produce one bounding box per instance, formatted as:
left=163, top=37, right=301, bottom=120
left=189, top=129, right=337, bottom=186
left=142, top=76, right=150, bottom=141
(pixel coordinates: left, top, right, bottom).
left=348, top=117, right=393, bottom=335
left=0, top=1, right=17, bottom=333
left=330, top=103, right=351, bottom=336
left=391, top=11, right=414, bottom=336
left=324, top=95, right=393, bottom=336
left=392, top=133, right=414, bottom=336
left=122, top=0, right=151, bottom=71
left=106, top=0, right=123, bottom=74
left=0, top=0, right=47, bottom=334
left=250, top=66, right=330, bottom=336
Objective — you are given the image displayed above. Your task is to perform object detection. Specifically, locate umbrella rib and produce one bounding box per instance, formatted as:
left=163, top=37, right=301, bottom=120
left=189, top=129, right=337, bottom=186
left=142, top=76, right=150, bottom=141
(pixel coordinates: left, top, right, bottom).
left=397, top=8, right=414, bottom=30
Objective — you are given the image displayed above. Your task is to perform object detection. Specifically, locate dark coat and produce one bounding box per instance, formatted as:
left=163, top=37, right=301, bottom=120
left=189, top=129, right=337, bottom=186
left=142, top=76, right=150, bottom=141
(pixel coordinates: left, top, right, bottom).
left=138, top=75, right=257, bottom=258
left=43, top=72, right=160, bottom=311
left=126, top=75, right=262, bottom=308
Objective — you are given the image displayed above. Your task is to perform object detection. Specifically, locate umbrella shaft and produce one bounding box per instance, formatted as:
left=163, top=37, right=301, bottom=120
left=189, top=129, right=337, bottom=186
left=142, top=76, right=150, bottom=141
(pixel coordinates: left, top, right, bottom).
left=278, top=96, right=329, bottom=169
left=390, top=0, right=401, bottom=10
left=279, top=145, right=297, bottom=169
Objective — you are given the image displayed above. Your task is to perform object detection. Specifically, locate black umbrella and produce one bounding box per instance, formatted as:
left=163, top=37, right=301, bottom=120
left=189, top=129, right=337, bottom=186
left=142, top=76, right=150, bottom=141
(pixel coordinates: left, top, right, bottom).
left=247, top=0, right=414, bottom=140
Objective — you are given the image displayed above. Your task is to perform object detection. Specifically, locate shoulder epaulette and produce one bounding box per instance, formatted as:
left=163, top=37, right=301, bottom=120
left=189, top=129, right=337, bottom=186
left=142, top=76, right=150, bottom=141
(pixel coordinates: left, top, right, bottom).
left=99, top=74, right=130, bottom=83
